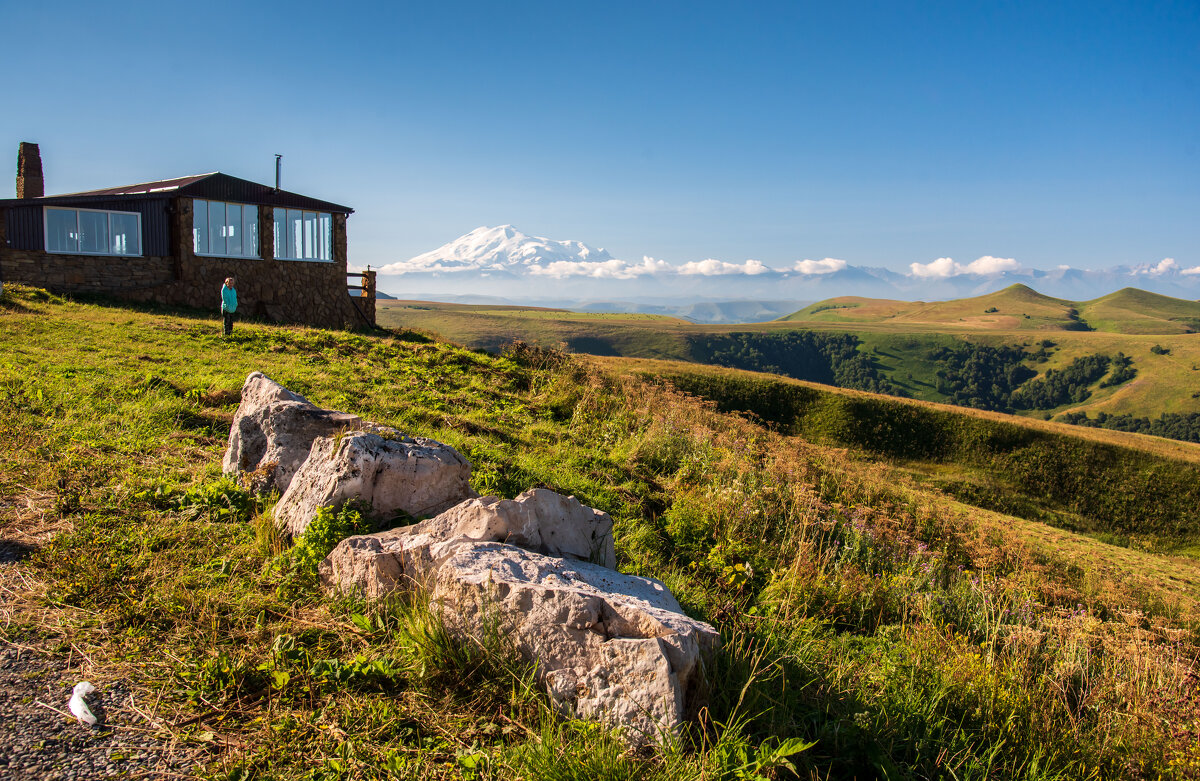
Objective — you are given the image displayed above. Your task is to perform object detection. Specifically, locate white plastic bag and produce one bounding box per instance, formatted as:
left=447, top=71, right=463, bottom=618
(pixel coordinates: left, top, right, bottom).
left=68, top=681, right=97, bottom=725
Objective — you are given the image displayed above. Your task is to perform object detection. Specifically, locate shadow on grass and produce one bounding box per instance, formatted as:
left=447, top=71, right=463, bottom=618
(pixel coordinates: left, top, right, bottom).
left=0, top=539, right=39, bottom=564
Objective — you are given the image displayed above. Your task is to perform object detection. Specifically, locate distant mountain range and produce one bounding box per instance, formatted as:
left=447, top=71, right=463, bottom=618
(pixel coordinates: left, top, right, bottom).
left=376, top=225, right=1200, bottom=303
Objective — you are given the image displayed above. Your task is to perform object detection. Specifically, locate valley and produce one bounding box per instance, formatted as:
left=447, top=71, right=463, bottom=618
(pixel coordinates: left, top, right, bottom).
left=378, top=285, right=1200, bottom=442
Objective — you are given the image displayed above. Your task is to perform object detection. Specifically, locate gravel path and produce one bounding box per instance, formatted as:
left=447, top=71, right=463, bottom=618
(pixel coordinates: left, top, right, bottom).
left=0, top=643, right=204, bottom=779
left=2, top=497, right=210, bottom=779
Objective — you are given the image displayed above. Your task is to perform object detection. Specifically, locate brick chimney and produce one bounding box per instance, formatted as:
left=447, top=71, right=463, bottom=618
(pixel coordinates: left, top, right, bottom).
left=16, top=142, right=44, bottom=199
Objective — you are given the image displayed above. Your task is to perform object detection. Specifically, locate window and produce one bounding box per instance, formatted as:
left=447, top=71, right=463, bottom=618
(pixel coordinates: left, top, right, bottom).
left=274, top=207, right=332, bottom=261
left=193, top=199, right=259, bottom=258
left=44, top=207, right=142, bottom=256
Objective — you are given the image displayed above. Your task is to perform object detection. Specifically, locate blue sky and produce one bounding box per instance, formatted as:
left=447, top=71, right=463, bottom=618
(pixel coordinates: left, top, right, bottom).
left=3, top=0, right=1197, bottom=275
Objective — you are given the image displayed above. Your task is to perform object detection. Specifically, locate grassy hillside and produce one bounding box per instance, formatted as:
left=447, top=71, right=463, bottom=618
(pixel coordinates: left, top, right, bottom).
left=378, top=296, right=1200, bottom=428
left=1078, top=288, right=1200, bottom=334
left=5, top=286, right=1200, bottom=779
left=379, top=300, right=694, bottom=357
left=598, top=355, right=1200, bottom=553
left=784, top=284, right=1200, bottom=335
left=783, top=285, right=1084, bottom=331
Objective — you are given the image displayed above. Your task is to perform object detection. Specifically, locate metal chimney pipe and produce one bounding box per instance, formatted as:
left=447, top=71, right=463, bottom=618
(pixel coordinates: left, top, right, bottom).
left=275, top=154, right=282, bottom=190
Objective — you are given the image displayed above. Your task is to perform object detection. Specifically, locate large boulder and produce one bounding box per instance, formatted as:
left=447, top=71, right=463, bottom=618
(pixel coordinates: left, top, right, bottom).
left=412, top=489, right=615, bottom=569
left=274, top=430, right=473, bottom=538
left=319, top=491, right=718, bottom=745
left=222, top=372, right=365, bottom=493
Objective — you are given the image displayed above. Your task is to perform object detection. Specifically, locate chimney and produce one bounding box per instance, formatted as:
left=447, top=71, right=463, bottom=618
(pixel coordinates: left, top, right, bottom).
left=16, top=142, right=44, bottom=199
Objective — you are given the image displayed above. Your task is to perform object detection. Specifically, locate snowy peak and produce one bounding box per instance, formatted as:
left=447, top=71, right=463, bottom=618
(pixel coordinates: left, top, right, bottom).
left=378, top=225, right=613, bottom=274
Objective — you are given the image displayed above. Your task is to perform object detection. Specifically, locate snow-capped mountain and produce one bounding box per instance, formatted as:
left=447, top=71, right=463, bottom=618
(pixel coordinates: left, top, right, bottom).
left=374, top=225, right=1200, bottom=303
left=378, top=225, right=613, bottom=274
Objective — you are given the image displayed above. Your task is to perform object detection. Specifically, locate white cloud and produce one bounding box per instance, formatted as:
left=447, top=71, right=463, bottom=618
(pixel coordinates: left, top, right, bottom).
left=792, top=257, right=848, bottom=275
left=1057, top=264, right=1072, bottom=270
left=1180, top=264, right=1200, bottom=276
left=677, top=258, right=771, bottom=276
left=376, top=260, right=480, bottom=273
left=909, top=257, right=959, bottom=278
left=964, top=255, right=1019, bottom=275
left=1149, top=258, right=1177, bottom=275
left=527, top=256, right=671, bottom=280
left=909, top=255, right=1019, bottom=278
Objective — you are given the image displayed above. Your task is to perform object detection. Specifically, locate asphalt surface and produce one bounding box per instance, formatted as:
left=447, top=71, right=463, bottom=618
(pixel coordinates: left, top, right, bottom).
left=0, top=643, right=203, bottom=779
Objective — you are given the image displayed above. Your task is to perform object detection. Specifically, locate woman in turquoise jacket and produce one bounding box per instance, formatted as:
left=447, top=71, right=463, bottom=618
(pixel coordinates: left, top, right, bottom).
left=221, top=277, right=238, bottom=336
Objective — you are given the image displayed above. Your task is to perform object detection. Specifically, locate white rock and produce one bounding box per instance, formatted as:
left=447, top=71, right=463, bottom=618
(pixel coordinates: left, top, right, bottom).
left=413, top=488, right=615, bottom=569
left=222, top=372, right=364, bottom=493
left=319, top=491, right=718, bottom=745
left=274, top=430, right=473, bottom=538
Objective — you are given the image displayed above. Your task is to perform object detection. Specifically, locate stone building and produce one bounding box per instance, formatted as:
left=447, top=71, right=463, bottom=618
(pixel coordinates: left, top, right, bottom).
left=0, top=143, right=376, bottom=328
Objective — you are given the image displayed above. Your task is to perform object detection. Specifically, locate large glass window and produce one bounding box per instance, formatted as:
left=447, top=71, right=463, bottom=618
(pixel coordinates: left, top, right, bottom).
left=44, top=207, right=142, bottom=256
left=273, top=207, right=332, bottom=261
left=110, top=213, right=139, bottom=255
left=193, top=199, right=260, bottom=258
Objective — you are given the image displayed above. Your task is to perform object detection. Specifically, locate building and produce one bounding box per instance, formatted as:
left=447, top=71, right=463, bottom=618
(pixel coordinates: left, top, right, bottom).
left=0, top=143, right=376, bottom=328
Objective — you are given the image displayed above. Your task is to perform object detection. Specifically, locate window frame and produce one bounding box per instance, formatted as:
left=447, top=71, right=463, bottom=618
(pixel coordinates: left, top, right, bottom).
left=43, top=206, right=143, bottom=257
left=273, top=207, right=334, bottom=262
left=193, top=199, right=261, bottom=259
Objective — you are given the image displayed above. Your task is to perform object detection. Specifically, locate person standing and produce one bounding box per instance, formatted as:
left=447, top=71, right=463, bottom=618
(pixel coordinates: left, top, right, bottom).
left=221, top=277, right=238, bottom=336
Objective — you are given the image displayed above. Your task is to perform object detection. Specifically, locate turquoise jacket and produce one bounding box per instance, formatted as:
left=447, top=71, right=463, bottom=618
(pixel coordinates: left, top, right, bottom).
left=221, top=285, right=238, bottom=314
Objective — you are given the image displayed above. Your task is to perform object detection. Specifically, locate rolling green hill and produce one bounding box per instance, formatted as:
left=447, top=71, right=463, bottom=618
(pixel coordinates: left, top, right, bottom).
left=782, top=284, right=1085, bottom=331
left=378, top=292, right=1200, bottom=440
left=10, top=286, right=1200, bottom=778
left=4, top=286, right=1200, bottom=778
left=1077, top=287, right=1200, bottom=334
left=786, top=284, right=1200, bottom=335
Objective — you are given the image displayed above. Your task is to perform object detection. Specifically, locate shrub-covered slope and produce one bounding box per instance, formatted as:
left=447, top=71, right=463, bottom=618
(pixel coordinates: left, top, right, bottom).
left=377, top=297, right=1200, bottom=442
left=3, top=287, right=1200, bottom=780
left=627, top=358, right=1200, bottom=551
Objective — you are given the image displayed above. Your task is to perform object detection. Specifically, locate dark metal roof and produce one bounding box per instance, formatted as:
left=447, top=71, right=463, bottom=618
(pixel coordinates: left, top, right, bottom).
left=50, top=173, right=216, bottom=197
left=1, top=172, right=353, bottom=213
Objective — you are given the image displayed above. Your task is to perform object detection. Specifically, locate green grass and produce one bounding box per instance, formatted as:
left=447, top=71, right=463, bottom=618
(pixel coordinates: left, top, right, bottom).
left=781, top=285, right=1081, bottom=331
left=378, top=293, right=1200, bottom=425
left=1078, top=288, right=1200, bottom=334
left=623, top=358, right=1200, bottom=551
left=783, top=284, right=1200, bottom=335
left=4, top=285, right=1200, bottom=779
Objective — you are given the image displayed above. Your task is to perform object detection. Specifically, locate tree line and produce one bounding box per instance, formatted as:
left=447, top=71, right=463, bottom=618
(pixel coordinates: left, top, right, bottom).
left=688, top=332, right=904, bottom=395
left=1059, top=410, right=1200, bottom=444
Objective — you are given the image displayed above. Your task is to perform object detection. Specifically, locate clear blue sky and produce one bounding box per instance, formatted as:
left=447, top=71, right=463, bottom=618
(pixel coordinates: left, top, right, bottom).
left=3, top=0, right=1197, bottom=272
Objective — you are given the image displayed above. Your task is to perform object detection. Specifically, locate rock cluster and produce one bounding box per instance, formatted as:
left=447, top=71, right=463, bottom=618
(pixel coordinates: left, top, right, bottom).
left=322, top=489, right=719, bottom=745
left=222, top=372, right=472, bottom=536
left=222, top=373, right=718, bottom=745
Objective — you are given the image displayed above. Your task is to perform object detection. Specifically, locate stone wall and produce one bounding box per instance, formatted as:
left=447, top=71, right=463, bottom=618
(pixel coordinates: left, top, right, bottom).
left=0, top=197, right=372, bottom=329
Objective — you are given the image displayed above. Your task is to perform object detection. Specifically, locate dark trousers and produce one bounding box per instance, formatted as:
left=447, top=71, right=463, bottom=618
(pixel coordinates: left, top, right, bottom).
left=223, top=311, right=235, bottom=335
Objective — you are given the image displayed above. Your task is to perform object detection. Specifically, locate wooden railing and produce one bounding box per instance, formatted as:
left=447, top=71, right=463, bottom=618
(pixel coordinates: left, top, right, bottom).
left=346, top=268, right=377, bottom=326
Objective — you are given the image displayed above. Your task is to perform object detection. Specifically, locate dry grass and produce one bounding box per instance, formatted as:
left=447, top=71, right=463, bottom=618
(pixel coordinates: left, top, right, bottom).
left=591, top=354, right=1200, bottom=464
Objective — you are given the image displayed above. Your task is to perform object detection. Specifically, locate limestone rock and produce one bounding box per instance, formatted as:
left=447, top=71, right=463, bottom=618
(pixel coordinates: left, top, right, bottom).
left=222, top=372, right=364, bottom=493
left=319, top=491, right=718, bottom=745
left=413, top=488, right=615, bottom=569
left=274, top=431, right=473, bottom=538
